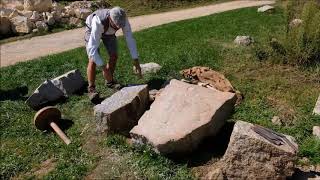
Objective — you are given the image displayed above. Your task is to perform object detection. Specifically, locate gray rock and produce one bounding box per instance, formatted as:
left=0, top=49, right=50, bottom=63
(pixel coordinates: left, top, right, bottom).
left=11, top=15, right=34, bottom=33
left=313, top=126, right=320, bottom=139
left=24, top=0, right=52, bottom=12
left=257, top=5, right=274, bottom=13
left=9, top=9, right=19, bottom=19
left=313, top=95, right=320, bottom=115
left=29, top=11, right=40, bottom=22
left=134, top=62, right=162, bottom=75
left=218, top=121, right=298, bottom=179
left=234, top=36, right=254, bottom=46
left=35, top=20, right=48, bottom=32
left=44, top=12, right=54, bottom=26
left=94, top=85, right=149, bottom=135
left=68, top=17, right=82, bottom=27
left=130, top=79, right=237, bottom=154
left=0, top=8, right=14, bottom=17
left=25, top=80, right=64, bottom=109
left=21, top=10, right=33, bottom=18
left=0, top=16, right=12, bottom=35
left=51, top=69, right=85, bottom=97
left=74, top=8, right=92, bottom=20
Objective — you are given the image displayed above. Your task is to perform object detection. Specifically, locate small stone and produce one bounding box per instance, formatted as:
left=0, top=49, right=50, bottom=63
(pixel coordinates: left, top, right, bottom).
left=21, top=10, right=33, bottom=18
left=32, top=28, right=38, bottom=33
left=219, top=121, right=298, bottom=179
left=290, top=19, right=303, bottom=28
left=313, top=126, right=320, bottom=138
left=29, top=11, right=40, bottom=22
left=24, top=0, right=52, bottom=12
left=271, top=116, right=283, bottom=125
left=130, top=80, right=237, bottom=154
left=234, top=36, right=254, bottom=46
left=94, top=85, right=149, bottom=135
left=51, top=69, right=85, bottom=97
left=74, top=8, right=92, bottom=20
left=134, top=62, right=162, bottom=75
left=11, top=15, right=34, bottom=34
left=68, top=17, right=82, bottom=27
left=258, top=5, right=275, bottom=13
left=35, top=21, right=48, bottom=32
left=0, top=8, right=14, bottom=17
left=313, top=95, right=320, bottom=115
left=9, top=9, right=19, bottom=19
left=25, top=80, right=64, bottom=109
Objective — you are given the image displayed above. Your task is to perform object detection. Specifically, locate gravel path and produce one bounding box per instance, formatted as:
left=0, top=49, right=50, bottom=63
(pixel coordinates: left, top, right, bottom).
left=0, top=0, right=274, bottom=67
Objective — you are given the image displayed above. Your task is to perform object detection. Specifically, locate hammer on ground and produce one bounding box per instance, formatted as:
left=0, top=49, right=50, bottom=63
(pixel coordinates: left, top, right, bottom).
left=34, top=106, right=71, bottom=145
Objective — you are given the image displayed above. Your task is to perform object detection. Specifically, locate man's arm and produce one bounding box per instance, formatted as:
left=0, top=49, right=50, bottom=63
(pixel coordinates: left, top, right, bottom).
left=122, top=18, right=142, bottom=78
left=87, top=16, right=104, bottom=66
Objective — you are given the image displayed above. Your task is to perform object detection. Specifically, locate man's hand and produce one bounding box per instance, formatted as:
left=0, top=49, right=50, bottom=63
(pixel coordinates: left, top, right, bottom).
left=133, top=59, right=143, bottom=79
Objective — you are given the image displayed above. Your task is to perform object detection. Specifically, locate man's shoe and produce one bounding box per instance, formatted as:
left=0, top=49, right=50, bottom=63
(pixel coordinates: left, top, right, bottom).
left=105, top=81, right=123, bottom=90
left=88, top=86, right=100, bottom=103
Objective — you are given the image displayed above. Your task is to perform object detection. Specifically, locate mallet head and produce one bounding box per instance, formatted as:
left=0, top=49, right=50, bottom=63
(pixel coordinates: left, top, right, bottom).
left=34, top=106, right=61, bottom=131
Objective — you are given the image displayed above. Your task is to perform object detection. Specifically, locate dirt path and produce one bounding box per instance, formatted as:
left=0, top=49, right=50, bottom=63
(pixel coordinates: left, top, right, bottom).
left=0, top=0, right=274, bottom=67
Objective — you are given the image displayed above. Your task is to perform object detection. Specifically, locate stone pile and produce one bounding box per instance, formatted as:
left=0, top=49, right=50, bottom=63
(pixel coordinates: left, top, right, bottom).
left=234, top=36, right=254, bottom=46
left=26, top=69, right=85, bottom=109
left=0, top=0, right=110, bottom=36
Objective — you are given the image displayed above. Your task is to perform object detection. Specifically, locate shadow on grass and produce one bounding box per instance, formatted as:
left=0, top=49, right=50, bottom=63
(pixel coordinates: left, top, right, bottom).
left=288, top=169, right=320, bottom=180
left=168, top=121, right=235, bottom=167
left=0, top=86, right=28, bottom=101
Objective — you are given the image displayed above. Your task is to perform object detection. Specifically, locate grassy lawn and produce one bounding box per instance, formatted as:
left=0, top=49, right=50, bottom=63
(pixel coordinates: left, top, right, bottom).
left=1, top=6, right=319, bottom=179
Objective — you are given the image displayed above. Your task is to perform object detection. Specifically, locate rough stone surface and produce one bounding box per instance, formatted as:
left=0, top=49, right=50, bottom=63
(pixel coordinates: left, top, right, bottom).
left=35, top=20, right=48, bottom=32
left=234, top=36, right=254, bottom=46
left=94, top=85, right=149, bottom=135
left=271, top=116, right=283, bottom=125
left=74, top=8, right=92, bottom=20
left=25, top=80, right=64, bottom=109
left=24, top=0, right=52, bottom=12
left=313, top=95, right=320, bottom=115
left=29, top=11, right=39, bottom=22
left=130, top=79, right=237, bottom=154
left=21, top=10, right=33, bottom=18
left=45, top=12, right=54, bottom=25
left=0, top=16, right=12, bottom=35
left=51, top=69, right=85, bottom=97
left=218, top=120, right=298, bottom=179
left=9, top=9, right=19, bottom=19
left=11, top=15, right=33, bottom=33
left=257, top=5, right=274, bottom=12
left=313, top=126, right=320, bottom=138
left=135, top=62, right=162, bottom=75
left=205, top=168, right=224, bottom=180
left=1, top=0, right=24, bottom=10
left=68, top=17, right=82, bottom=27
left=290, top=18, right=303, bottom=28
left=0, top=8, right=14, bottom=17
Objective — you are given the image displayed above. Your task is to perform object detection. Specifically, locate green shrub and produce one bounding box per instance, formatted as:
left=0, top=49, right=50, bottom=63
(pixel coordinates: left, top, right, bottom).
left=259, top=0, right=320, bottom=66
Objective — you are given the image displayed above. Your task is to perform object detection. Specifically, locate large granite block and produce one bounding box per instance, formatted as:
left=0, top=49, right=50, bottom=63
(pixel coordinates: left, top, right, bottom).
left=130, top=79, right=237, bottom=154
left=94, top=85, right=149, bottom=135
left=217, top=121, right=298, bottom=179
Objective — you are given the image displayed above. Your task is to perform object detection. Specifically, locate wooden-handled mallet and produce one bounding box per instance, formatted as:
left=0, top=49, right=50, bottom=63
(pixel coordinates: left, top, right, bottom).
left=34, top=106, right=71, bottom=145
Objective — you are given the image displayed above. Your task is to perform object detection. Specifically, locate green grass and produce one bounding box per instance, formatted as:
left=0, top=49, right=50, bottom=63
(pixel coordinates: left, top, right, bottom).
left=1, top=6, right=320, bottom=179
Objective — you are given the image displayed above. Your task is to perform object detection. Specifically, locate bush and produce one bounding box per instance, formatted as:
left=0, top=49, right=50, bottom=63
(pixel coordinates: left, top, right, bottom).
left=258, top=0, right=320, bottom=66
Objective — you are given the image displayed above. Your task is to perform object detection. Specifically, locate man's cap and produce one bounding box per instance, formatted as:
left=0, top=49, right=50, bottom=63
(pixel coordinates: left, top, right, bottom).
left=109, top=6, right=126, bottom=28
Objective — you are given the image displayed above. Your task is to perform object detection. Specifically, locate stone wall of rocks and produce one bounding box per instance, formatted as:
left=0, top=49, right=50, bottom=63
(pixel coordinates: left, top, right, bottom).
left=0, top=0, right=110, bottom=37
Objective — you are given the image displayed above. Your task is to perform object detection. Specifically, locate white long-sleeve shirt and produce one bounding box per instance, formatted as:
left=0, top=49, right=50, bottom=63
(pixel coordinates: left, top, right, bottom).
left=86, top=15, right=138, bottom=66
